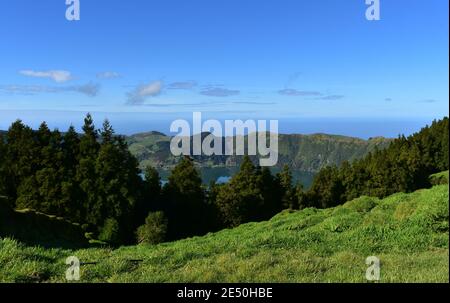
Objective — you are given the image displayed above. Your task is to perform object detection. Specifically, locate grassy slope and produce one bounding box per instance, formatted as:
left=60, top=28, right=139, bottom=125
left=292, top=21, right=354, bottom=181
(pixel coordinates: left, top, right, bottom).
left=0, top=197, right=88, bottom=249
left=0, top=185, right=448, bottom=283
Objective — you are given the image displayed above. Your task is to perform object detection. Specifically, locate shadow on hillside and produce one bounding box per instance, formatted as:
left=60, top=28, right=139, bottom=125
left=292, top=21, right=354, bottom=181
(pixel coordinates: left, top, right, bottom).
left=1, top=197, right=90, bottom=249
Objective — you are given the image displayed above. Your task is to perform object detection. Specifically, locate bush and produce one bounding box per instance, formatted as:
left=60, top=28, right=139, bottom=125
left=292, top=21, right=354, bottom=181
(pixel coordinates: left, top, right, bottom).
left=98, top=218, right=120, bottom=245
left=429, top=171, right=449, bottom=186
left=136, top=211, right=168, bottom=245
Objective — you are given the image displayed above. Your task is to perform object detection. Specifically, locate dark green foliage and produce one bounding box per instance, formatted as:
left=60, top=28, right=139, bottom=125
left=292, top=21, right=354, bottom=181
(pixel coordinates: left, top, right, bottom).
left=0, top=116, right=447, bottom=246
left=98, top=218, right=120, bottom=245
left=161, top=156, right=212, bottom=239
left=429, top=171, right=449, bottom=185
left=144, top=166, right=161, bottom=196
left=0, top=134, right=6, bottom=198
left=136, top=211, right=168, bottom=244
left=94, top=120, right=143, bottom=243
left=215, top=156, right=263, bottom=227
left=2, top=121, right=37, bottom=203
left=76, top=114, right=101, bottom=227
left=307, top=166, right=345, bottom=209
left=134, top=166, right=162, bottom=228
left=0, top=197, right=87, bottom=249
left=0, top=114, right=144, bottom=244
left=295, top=183, right=308, bottom=210
left=276, top=165, right=297, bottom=209
left=215, top=156, right=284, bottom=227
left=305, top=118, right=449, bottom=209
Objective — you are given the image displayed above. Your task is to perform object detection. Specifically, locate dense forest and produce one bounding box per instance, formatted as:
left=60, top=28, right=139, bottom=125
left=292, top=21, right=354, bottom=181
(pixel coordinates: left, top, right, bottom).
left=0, top=115, right=448, bottom=246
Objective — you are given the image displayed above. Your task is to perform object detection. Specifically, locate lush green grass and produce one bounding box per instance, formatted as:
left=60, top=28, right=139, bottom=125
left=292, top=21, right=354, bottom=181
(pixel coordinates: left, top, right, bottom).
left=1, top=185, right=448, bottom=283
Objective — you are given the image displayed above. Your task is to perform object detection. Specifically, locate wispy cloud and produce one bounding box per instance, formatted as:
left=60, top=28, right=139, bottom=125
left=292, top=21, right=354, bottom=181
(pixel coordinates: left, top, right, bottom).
left=419, top=99, right=437, bottom=103
left=126, top=80, right=163, bottom=105
left=315, top=95, right=345, bottom=101
left=168, top=81, right=197, bottom=90
left=200, top=87, right=240, bottom=97
left=285, top=72, right=302, bottom=88
left=19, top=70, right=73, bottom=83
left=278, top=89, right=322, bottom=97
left=0, top=82, right=100, bottom=97
left=97, top=71, right=121, bottom=79
left=232, top=101, right=277, bottom=105
left=70, top=83, right=101, bottom=97
left=138, top=101, right=227, bottom=108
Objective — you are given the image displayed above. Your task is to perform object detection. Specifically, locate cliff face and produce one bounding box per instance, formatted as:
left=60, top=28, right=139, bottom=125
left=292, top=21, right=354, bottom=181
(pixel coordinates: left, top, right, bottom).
left=126, top=132, right=392, bottom=173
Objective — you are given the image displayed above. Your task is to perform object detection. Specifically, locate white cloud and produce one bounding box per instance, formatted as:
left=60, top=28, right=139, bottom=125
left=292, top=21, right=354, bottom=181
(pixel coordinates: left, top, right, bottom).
left=19, top=70, right=73, bottom=83
left=127, top=81, right=163, bottom=104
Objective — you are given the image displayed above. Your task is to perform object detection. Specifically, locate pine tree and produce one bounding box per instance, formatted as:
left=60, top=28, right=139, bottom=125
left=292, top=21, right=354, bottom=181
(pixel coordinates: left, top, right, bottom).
left=135, top=166, right=161, bottom=226
left=93, top=120, right=143, bottom=242
left=308, top=165, right=345, bottom=209
left=61, top=125, right=82, bottom=221
left=259, top=166, right=283, bottom=217
left=295, top=183, right=308, bottom=210
left=76, top=113, right=100, bottom=227
left=276, top=165, right=296, bottom=210
left=4, top=120, right=37, bottom=204
left=0, top=133, right=7, bottom=198
left=215, top=156, right=266, bottom=227
left=144, top=166, right=161, bottom=196
left=162, top=156, right=207, bottom=239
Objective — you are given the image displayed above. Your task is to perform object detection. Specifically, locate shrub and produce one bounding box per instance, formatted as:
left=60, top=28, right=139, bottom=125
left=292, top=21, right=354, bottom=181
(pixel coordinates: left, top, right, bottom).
left=98, top=218, right=120, bottom=245
left=429, top=171, right=449, bottom=186
left=136, top=211, right=168, bottom=245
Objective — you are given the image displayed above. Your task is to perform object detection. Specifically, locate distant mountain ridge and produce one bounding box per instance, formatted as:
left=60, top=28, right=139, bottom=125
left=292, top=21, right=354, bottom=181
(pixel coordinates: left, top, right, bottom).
left=1, top=128, right=393, bottom=185
left=126, top=131, right=393, bottom=173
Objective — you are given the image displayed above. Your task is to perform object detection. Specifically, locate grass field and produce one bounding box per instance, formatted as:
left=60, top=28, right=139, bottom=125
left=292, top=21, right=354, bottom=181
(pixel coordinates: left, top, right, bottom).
left=0, top=184, right=448, bottom=283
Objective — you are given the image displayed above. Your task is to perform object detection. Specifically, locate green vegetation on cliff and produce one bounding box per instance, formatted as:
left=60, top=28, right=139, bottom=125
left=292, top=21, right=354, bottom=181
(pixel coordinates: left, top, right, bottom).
left=126, top=132, right=392, bottom=174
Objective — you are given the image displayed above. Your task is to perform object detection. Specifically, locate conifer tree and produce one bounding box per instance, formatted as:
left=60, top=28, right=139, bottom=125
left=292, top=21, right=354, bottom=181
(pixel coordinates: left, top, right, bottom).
left=135, top=166, right=161, bottom=226
left=7, top=121, right=38, bottom=207
left=0, top=133, right=6, bottom=198
left=76, top=113, right=100, bottom=227
left=60, top=125, right=82, bottom=221
left=215, top=156, right=265, bottom=227
left=276, top=165, right=296, bottom=210
left=162, top=156, right=206, bottom=239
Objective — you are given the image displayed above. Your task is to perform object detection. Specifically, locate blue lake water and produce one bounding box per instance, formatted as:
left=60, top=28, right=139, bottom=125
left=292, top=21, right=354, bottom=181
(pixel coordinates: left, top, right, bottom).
left=155, top=168, right=315, bottom=188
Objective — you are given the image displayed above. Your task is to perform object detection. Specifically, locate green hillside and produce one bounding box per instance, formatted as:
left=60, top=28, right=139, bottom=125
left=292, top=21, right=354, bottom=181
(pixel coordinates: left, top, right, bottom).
left=126, top=132, right=391, bottom=173
left=0, top=196, right=88, bottom=249
left=1, top=184, right=447, bottom=283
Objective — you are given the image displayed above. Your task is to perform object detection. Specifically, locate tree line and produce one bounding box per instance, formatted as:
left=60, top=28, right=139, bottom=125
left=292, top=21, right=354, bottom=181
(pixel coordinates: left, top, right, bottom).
left=305, top=117, right=448, bottom=209
left=0, top=115, right=448, bottom=245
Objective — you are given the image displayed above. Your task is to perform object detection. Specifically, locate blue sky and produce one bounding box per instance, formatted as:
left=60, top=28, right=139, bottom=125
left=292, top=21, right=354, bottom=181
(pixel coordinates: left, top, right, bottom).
left=0, top=0, right=448, bottom=137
